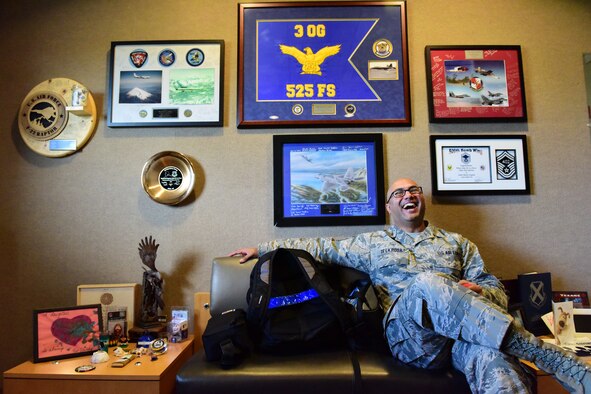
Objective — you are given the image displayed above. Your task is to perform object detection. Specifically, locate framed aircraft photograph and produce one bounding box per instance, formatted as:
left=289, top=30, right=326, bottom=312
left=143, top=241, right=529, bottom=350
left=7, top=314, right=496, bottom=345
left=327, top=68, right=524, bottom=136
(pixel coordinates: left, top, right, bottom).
left=107, top=40, right=224, bottom=127
left=429, top=135, right=531, bottom=195
left=273, top=133, right=386, bottom=227
left=425, top=45, right=527, bottom=123
left=237, top=2, right=410, bottom=128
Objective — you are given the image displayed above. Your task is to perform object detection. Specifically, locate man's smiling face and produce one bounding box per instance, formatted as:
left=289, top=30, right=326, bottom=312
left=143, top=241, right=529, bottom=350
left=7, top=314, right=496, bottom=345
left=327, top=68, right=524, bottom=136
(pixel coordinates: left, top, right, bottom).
left=386, top=178, right=426, bottom=233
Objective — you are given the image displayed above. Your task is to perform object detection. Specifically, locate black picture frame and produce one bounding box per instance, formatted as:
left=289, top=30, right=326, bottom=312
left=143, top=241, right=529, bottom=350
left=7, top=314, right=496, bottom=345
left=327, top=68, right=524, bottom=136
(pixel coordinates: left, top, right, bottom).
left=429, top=135, right=531, bottom=195
left=238, top=2, right=410, bottom=128
left=273, top=133, right=385, bottom=227
left=33, top=304, right=103, bottom=363
left=107, top=40, right=224, bottom=127
left=425, top=45, right=527, bottom=123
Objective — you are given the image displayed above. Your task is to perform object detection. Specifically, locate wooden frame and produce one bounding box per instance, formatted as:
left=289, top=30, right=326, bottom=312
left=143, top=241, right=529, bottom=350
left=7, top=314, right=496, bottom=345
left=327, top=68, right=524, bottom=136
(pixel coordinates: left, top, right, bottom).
left=108, top=40, right=224, bottom=127
left=425, top=45, right=527, bottom=123
left=273, top=133, right=385, bottom=227
left=33, top=304, right=102, bottom=363
left=430, top=135, right=530, bottom=195
left=237, top=1, right=410, bottom=128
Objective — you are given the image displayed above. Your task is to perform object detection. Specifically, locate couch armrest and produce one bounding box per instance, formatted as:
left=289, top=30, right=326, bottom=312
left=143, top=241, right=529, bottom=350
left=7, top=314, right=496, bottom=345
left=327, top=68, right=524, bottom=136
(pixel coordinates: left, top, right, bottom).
left=193, top=292, right=211, bottom=353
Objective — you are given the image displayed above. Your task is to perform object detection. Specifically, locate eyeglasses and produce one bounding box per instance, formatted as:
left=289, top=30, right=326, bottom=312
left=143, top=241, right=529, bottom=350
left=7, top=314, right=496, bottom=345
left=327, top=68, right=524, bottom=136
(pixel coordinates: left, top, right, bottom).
left=387, top=186, right=423, bottom=203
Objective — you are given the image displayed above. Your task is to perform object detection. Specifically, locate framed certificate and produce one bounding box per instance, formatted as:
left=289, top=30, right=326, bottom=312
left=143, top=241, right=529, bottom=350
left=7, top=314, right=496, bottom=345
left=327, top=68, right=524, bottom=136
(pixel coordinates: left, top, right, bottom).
left=430, top=135, right=530, bottom=195
left=238, top=2, right=410, bottom=128
left=273, top=133, right=385, bottom=227
left=107, top=40, right=224, bottom=127
left=425, top=45, right=527, bottom=123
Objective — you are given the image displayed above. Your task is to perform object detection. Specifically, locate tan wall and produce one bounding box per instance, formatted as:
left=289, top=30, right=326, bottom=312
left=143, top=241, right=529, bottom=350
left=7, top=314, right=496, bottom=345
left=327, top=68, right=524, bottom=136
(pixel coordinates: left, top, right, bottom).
left=1, top=0, right=590, bottom=384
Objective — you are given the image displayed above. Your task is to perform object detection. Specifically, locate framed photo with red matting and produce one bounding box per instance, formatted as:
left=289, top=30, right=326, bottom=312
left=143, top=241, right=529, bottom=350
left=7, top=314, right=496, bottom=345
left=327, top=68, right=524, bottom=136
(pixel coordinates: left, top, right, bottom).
left=425, top=45, right=527, bottom=123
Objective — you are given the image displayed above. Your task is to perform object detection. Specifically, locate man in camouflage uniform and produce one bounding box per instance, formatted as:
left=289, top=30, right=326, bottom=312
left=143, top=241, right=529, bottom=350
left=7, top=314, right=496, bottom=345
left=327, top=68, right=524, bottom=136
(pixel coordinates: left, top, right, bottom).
left=231, top=178, right=590, bottom=394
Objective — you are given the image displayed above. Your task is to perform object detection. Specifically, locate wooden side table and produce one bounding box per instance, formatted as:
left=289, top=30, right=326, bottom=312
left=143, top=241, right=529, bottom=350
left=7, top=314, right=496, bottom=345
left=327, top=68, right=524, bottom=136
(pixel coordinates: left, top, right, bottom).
left=521, top=356, right=591, bottom=394
left=3, top=336, right=194, bottom=394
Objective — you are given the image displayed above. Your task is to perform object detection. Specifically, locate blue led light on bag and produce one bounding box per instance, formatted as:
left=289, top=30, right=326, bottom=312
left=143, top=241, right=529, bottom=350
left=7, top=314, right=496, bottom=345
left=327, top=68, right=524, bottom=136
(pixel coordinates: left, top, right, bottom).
left=268, top=288, right=320, bottom=309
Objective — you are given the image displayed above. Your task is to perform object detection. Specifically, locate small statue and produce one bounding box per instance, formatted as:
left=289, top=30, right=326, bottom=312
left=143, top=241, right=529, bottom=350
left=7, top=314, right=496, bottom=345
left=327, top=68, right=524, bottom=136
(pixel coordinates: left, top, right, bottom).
left=138, top=236, right=165, bottom=326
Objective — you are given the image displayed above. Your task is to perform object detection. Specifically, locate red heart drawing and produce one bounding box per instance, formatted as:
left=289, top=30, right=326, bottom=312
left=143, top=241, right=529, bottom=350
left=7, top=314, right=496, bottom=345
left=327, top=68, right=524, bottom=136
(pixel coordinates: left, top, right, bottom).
left=51, top=315, right=94, bottom=346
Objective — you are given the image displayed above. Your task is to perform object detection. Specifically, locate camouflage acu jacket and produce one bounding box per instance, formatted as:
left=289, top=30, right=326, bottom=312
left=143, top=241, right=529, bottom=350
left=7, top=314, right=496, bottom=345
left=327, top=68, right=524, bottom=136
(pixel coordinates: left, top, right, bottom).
left=258, top=223, right=508, bottom=315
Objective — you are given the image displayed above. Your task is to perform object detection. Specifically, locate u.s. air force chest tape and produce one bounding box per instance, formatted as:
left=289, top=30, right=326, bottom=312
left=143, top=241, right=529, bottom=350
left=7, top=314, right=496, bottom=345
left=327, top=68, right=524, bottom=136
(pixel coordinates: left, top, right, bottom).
left=18, top=78, right=97, bottom=158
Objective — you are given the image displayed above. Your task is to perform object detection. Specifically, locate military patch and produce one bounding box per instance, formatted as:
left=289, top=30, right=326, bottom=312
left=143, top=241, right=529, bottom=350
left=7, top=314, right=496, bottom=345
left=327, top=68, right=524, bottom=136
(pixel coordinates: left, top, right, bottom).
left=496, top=149, right=517, bottom=180
left=158, top=49, right=176, bottom=66
left=130, top=50, right=148, bottom=68
left=186, top=48, right=204, bottom=67
left=373, top=39, right=393, bottom=58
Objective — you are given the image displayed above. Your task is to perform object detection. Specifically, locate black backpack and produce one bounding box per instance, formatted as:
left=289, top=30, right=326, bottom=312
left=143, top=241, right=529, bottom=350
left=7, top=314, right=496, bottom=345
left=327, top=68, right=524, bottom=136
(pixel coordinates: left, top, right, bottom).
left=246, top=248, right=352, bottom=352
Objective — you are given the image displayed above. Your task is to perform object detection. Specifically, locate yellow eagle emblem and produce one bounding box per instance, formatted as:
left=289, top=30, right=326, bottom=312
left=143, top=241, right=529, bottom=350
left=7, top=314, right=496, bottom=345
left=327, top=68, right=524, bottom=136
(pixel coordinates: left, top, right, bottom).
left=279, top=44, right=341, bottom=76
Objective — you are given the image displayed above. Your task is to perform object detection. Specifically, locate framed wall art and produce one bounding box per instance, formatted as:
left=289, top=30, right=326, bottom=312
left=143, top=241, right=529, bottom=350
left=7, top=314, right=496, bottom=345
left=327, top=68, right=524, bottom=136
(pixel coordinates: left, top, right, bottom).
left=238, top=2, right=410, bottom=128
left=33, top=304, right=102, bottom=363
left=273, top=133, right=385, bottom=227
left=425, top=45, right=527, bottom=123
left=429, top=135, right=530, bottom=195
left=107, top=40, right=224, bottom=127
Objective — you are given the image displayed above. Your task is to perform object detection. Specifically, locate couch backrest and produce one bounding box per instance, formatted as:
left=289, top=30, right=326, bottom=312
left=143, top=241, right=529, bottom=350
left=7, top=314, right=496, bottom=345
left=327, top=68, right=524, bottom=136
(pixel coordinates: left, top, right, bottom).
left=210, top=256, right=257, bottom=315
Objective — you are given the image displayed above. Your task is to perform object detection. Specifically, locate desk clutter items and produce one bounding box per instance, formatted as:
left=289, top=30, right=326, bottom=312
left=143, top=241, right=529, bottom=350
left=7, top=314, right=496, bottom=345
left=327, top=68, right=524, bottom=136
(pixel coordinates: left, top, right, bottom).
left=141, top=151, right=196, bottom=205
left=168, top=306, right=190, bottom=343
left=77, top=283, right=140, bottom=333
left=90, top=350, right=110, bottom=364
left=18, top=78, right=97, bottom=157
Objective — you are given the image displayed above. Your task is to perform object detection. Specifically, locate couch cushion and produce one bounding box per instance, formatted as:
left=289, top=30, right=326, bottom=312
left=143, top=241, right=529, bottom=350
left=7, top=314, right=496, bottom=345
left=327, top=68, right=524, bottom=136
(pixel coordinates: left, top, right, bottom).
left=176, top=348, right=472, bottom=394
left=354, top=351, right=471, bottom=393
left=176, top=348, right=356, bottom=394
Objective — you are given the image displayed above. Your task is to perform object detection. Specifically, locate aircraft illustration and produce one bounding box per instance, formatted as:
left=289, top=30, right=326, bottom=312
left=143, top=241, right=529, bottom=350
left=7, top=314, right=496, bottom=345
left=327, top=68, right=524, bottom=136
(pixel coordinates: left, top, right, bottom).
left=487, top=90, right=503, bottom=97
left=371, top=63, right=397, bottom=71
left=31, top=107, right=56, bottom=124
left=474, top=67, right=500, bottom=79
left=133, top=73, right=150, bottom=79
left=279, top=44, right=341, bottom=76
left=300, top=154, right=313, bottom=163
left=449, top=91, right=470, bottom=98
left=481, top=95, right=507, bottom=105
left=446, top=66, right=469, bottom=72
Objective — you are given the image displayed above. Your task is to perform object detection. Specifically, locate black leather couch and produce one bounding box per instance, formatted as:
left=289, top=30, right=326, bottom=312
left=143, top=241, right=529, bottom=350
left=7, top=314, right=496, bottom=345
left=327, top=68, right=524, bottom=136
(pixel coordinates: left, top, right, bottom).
left=175, top=256, right=471, bottom=394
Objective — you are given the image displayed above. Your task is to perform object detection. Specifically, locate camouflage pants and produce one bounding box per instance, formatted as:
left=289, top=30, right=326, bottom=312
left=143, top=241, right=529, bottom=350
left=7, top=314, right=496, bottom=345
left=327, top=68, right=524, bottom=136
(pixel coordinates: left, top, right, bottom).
left=385, top=272, right=534, bottom=394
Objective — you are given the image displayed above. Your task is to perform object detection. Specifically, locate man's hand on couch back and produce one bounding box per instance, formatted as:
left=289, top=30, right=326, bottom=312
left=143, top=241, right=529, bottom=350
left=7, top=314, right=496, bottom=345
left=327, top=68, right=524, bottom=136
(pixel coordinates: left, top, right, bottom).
left=228, top=247, right=259, bottom=263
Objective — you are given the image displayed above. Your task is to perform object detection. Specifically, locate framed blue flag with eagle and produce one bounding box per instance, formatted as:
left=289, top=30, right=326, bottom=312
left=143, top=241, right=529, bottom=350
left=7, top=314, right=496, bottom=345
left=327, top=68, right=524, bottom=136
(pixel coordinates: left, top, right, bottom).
left=237, top=1, right=410, bottom=128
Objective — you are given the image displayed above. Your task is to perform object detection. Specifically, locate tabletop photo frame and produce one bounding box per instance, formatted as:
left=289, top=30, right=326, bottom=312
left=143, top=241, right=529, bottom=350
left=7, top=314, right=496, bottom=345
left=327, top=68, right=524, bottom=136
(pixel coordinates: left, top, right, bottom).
left=273, top=133, right=385, bottom=227
left=238, top=2, right=410, bottom=128
left=107, top=40, right=224, bottom=127
left=425, top=45, right=527, bottom=123
left=33, top=304, right=102, bottom=363
left=430, top=135, right=530, bottom=195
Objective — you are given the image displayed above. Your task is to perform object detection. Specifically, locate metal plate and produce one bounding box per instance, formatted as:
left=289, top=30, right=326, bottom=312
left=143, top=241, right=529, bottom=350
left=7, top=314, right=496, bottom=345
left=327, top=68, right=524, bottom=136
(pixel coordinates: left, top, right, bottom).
left=141, top=151, right=195, bottom=205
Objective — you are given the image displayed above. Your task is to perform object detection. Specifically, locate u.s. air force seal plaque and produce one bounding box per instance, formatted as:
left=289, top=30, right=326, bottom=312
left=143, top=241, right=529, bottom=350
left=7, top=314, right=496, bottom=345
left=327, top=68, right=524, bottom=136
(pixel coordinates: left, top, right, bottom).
left=18, top=78, right=97, bottom=158
left=19, top=91, right=68, bottom=141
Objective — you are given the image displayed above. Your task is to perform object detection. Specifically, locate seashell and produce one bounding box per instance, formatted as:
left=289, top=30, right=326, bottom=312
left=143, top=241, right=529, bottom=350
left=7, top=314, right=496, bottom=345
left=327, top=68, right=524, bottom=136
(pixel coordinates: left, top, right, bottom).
left=90, top=350, right=110, bottom=364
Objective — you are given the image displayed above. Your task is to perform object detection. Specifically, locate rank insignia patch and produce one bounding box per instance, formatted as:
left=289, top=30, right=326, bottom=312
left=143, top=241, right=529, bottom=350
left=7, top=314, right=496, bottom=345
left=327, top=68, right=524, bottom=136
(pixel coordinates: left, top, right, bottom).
left=496, top=149, right=517, bottom=180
